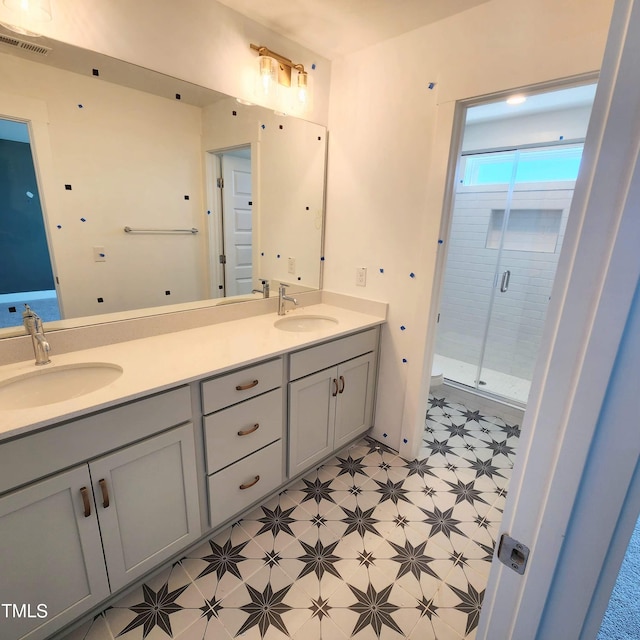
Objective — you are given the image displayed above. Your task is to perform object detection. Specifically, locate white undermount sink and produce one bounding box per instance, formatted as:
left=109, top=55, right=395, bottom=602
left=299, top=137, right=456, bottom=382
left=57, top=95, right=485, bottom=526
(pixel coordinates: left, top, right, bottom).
left=0, top=362, right=123, bottom=410
left=274, top=314, right=338, bottom=332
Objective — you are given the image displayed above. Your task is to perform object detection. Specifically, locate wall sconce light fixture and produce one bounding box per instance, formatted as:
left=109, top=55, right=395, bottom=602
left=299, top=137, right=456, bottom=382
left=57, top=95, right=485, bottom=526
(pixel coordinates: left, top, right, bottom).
left=250, top=43, right=312, bottom=114
left=2, top=0, right=52, bottom=35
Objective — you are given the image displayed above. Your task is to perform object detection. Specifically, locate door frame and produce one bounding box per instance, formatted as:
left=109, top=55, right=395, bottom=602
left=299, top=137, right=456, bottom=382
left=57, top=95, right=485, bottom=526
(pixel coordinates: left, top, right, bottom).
left=478, top=0, right=640, bottom=635
left=204, top=142, right=253, bottom=299
left=0, top=92, right=64, bottom=319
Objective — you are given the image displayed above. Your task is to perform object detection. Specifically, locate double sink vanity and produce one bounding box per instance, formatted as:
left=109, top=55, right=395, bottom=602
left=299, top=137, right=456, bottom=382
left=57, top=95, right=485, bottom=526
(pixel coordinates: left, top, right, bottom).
left=0, top=295, right=385, bottom=640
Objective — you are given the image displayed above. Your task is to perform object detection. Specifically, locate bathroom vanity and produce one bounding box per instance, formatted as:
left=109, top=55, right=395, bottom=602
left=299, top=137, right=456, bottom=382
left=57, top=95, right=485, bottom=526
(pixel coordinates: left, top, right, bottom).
left=0, top=300, right=384, bottom=640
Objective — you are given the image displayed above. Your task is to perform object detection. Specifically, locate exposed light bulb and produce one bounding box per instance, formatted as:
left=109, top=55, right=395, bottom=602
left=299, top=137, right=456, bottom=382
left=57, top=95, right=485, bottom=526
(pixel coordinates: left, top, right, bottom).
left=506, top=95, right=527, bottom=106
left=294, top=70, right=312, bottom=113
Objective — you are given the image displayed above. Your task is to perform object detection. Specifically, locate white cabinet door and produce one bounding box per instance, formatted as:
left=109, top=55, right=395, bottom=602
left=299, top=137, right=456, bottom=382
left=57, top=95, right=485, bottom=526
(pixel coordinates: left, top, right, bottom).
left=0, top=466, right=109, bottom=640
left=334, top=352, right=376, bottom=450
left=90, top=424, right=200, bottom=592
left=288, top=367, right=337, bottom=477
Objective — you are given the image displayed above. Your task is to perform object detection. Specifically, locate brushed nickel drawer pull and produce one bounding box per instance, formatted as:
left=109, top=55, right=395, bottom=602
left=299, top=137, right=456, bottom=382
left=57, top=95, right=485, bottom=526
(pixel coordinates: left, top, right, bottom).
left=99, top=479, right=110, bottom=508
left=339, top=375, right=345, bottom=394
left=238, top=423, right=260, bottom=436
left=332, top=378, right=339, bottom=397
left=236, top=379, right=259, bottom=391
left=80, top=487, right=91, bottom=517
left=240, top=475, right=260, bottom=490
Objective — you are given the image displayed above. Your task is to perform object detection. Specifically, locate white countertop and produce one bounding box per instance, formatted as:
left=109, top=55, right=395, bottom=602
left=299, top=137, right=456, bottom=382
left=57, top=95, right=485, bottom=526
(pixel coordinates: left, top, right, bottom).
left=0, top=303, right=385, bottom=441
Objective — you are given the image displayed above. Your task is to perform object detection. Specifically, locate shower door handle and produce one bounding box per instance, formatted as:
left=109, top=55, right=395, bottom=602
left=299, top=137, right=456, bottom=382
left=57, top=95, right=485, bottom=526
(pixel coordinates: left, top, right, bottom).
left=500, top=270, right=511, bottom=292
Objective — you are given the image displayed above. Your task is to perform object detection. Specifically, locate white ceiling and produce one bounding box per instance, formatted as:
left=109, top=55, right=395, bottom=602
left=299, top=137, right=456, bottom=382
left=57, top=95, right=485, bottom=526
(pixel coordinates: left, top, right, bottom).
left=215, top=0, right=490, bottom=59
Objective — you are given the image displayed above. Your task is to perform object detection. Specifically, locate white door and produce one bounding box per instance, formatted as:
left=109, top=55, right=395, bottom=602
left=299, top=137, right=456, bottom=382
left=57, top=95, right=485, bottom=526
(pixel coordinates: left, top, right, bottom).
left=221, top=154, right=252, bottom=296
left=478, top=0, right=640, bottom=636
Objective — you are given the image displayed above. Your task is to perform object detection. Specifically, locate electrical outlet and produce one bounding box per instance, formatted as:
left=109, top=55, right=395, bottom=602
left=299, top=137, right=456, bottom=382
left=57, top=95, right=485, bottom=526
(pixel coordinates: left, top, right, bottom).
left=288, top=257, right=296, bottom=274
left=93, top=246, right=106, bottom=262
left=356, top=267, right=367, bottom=287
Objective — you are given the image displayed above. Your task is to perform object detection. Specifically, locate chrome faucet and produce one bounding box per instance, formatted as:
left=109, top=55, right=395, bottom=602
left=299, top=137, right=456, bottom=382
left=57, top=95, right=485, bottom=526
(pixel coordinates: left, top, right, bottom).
left=278, top=283, right=298, bottom=315
left=252, top=279, right=270, bottom=298
left=23, top=304, right=51, bottom=365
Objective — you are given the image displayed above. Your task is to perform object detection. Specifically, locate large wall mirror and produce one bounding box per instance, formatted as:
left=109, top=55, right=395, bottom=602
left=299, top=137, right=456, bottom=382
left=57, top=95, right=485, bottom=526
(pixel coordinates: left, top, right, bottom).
left=0, top=26, right=327, bottom=338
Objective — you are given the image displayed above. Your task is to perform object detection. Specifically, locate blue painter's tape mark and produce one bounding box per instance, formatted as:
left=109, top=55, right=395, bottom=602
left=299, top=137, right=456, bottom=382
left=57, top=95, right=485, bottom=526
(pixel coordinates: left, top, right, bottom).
left=80, top=217, right=86, bottom=222
left=277, top=254, right=281, bottom=258
left=56, top=225, right=62, bottom=229
left=409, top=272, right=415, bottom=278
left=78, top=104, right=84, bottom=109
left=207, top=210, right=211, bottom=215
left=321, top=256, right=325, bottom=261
left=261, top=252, right=265, bottom=256
left=379, top=268, right=384, bottom=273
left=402, top=358, right=407, bottom=363
left=438, top=239, right=444, bottom=244
left=559, top=135, right=564, bottom=140
left=261, top=124, right=266, bottom=129
left=428, top=82, right=435, bottom=90
left=383, top=433, right=388, bottom=438
left=400, top=325, right=406, bottom=331
left=403, top=438, right=408, bottom=444
left=311, top=63, right=316, bottom=70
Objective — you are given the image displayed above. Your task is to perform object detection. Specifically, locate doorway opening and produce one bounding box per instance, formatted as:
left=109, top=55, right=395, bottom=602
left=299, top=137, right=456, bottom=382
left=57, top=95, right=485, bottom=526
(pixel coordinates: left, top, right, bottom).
left=432, top=82, right=596, bottom=412
left=0, top=117, right=60, bottom=328
left=206, top=145, right=253, bottom=298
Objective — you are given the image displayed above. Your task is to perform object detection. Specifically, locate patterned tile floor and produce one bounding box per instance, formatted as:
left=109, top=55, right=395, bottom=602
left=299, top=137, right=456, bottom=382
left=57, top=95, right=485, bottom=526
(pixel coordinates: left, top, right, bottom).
left=63, top=396, right=520, bottom=640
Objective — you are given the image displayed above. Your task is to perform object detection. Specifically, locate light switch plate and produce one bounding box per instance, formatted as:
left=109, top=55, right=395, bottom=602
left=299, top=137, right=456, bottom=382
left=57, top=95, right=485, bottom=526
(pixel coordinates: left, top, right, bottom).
left=288, top=257, right=296, bottom=274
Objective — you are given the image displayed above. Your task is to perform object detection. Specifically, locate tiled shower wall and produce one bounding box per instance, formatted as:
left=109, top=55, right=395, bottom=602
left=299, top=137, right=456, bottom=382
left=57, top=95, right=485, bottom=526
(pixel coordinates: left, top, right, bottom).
left=435, top=185, right=573, bottom=381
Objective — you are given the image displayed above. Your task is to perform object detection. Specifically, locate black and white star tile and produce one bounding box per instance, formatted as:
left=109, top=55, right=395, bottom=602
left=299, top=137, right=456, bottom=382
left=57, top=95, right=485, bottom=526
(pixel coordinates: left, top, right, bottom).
left=62, top=396, right=519, bottom=640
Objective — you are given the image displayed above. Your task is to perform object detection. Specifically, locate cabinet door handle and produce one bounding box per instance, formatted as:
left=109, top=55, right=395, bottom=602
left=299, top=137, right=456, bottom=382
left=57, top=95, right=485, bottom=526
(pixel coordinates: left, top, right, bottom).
left=99, top=479, right=110, bottom=509
left=239, top=475, right=260, bottom=490
left=236, top=379, right=259, bottom=391
left=339, top=375, right=345, bottom=394
left=332, top=378, right=339, bottom=397
left=238, top=423, right=260, bottom=436
left=80, top=487, right=91, bottom=518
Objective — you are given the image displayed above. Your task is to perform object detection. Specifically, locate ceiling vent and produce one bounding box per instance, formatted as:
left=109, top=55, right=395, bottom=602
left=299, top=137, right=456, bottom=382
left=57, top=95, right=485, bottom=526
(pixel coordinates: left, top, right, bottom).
left=0, top=32, right=51, bottom=56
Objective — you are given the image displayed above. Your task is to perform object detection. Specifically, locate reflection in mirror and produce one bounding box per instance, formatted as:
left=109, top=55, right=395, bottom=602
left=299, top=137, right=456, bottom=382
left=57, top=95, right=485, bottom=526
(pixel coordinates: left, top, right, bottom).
left=0, top=117, right=61, bottom=326
left=0, top=28, right=327, bottom=337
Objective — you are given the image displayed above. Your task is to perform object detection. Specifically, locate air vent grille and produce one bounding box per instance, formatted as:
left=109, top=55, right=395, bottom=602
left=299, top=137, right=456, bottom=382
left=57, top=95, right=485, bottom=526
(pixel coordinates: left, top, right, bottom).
left=0, top=32, right=51, bottom=55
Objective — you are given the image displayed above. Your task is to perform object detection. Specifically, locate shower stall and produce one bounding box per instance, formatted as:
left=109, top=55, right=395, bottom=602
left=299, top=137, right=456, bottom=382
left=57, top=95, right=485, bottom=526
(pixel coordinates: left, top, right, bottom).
left=434, top=143, right=583, bottom=405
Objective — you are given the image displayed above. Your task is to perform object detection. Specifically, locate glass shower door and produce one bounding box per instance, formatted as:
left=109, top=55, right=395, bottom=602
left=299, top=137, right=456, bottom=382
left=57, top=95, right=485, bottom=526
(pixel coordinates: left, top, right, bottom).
left=435, top=144, right=581, bottom=405
left=478, top=146, right=579, bottom=403
left=434, top=150, right=512, bottom=390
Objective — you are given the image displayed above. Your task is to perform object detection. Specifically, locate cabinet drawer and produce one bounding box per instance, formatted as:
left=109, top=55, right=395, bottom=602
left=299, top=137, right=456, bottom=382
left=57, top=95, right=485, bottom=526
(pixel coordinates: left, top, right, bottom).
left=204, top=389, right=283, bottom=473
left=208, top=440, right=283, bottom=527
left=0, top=386, right=192, bottom=496
left=201, top=358, right=283, bottom=415
left=289, top=328, right=379, bottom=380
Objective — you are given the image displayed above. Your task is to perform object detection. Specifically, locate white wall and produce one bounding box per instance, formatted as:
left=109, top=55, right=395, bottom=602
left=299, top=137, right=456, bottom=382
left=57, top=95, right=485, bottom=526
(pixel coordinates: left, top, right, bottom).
left=324, top=0, right=614, bottom=452
left=0, top=0, right=331, bottom=126
left=463, top=105, right=593, bottom=151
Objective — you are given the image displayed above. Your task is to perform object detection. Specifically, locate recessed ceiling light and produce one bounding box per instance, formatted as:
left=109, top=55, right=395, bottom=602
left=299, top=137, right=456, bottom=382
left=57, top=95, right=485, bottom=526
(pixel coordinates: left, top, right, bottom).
left=506, top=95, right=527, bottom=106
